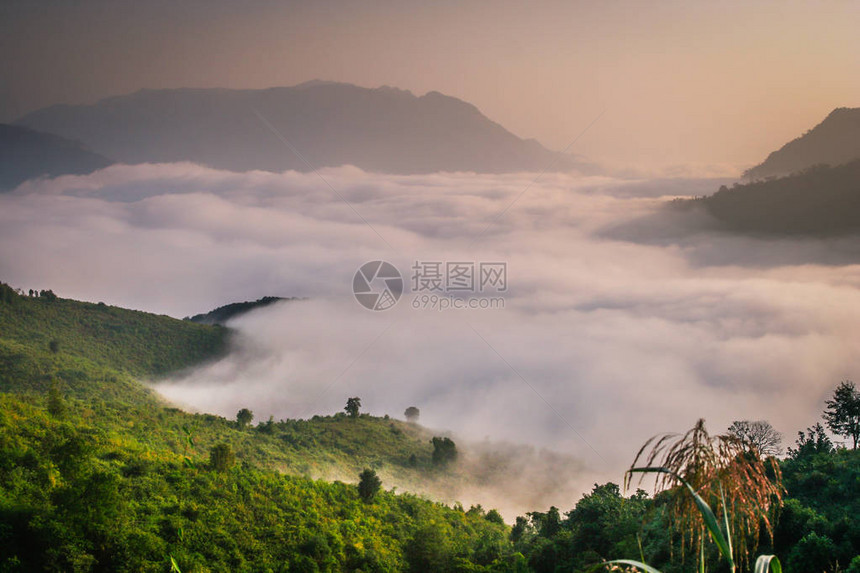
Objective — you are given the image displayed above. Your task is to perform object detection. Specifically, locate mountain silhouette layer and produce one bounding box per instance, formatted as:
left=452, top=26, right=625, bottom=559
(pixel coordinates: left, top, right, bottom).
left=16, top=81, right=593, bottom=175
left=0, top=123, right=112, bottom=191
left=744, top=107, right=860, bottom=180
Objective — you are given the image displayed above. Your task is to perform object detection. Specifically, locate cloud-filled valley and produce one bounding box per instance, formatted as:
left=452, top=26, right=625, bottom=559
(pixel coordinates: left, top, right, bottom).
left=3, top=163, right=860, bottom=512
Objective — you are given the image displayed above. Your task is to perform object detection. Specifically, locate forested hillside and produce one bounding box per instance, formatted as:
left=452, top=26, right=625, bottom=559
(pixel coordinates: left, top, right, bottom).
left=1, top=282, right=859, bottom=572
left=677, top=160, right=860, bottom=236
left=0, top=283, right=515, bottom=571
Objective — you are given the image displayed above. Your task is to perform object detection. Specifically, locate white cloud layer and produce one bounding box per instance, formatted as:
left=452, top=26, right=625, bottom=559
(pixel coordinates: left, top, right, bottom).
left=3, top=163, right=860, bottom=513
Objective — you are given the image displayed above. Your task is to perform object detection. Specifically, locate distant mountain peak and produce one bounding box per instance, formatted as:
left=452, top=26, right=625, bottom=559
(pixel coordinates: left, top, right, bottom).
left=744, top=107, right=860, bottom=180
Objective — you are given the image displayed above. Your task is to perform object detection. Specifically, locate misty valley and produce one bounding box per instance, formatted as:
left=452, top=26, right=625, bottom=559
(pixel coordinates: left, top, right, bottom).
left=4, top=7, right=860, bottom=570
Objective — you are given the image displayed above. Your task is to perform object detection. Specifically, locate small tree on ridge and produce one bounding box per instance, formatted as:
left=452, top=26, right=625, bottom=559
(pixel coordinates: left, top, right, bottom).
left=236, top=408, right=254, bottom=429
left=345, top=397, right=361, bottom=418
left=823, top=380, right=860, bottom=449
left=404, top=406, right=420, bottom=423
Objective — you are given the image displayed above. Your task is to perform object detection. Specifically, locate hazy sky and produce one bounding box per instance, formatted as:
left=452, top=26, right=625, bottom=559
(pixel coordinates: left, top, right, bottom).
left=2, top=0, right=859, bottom=171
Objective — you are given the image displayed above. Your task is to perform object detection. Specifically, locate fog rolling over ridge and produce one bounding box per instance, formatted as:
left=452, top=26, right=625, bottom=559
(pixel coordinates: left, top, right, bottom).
left=4, top=164, right=860, bottom=511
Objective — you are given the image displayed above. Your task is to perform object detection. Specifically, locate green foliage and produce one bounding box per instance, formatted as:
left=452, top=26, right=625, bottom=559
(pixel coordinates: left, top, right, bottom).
left=786, top=532, right=835, bottom=573
left=824, top=380, right=860, bottom=449
left=777, top=446, right=860, bottom=570
left=0, top=282, right=18, bottom=305
left=0, top=286, right=227, bottom=380
left=508, top=484, right=655, bottom=573
left=235, top=408, right=253, bottom=429
left=404, top=406, right=420, bottom=423
left=47, top=382, right=66, bottom=417
left=432, top=436, right=458, bottom=467
left=345, top=396, right=361, bottom=418
left=0, top=288, right=514, bottom=572
left=2, top=284, right=859, bottom=572
left=485, top=509, right=505, bottom=526
left=358, top=468, right=382, bottom=502
left=787, top=422, right=834, bottom=459
left=0, top=392, right=513, bottom=572
left=209, top=443, right=235, bottom=472
left=39, top=289, right=58, bottom=301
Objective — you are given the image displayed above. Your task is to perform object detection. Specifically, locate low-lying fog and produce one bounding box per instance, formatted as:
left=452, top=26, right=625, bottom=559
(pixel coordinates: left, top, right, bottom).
left=4, top=163, right=860, bottom=515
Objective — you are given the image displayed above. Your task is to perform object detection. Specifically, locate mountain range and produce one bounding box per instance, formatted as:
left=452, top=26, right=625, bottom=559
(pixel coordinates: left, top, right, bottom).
left=15, top=81, right=592, bottom=176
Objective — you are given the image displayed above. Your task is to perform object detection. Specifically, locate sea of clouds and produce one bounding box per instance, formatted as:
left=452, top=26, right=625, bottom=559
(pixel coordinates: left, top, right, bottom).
left=3, top=163, right=860, bottom=514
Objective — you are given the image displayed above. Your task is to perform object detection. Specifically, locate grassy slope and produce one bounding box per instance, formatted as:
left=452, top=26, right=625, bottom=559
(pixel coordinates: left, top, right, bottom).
left=0, top=283, right=514, bottom=571
left=0, top=286, right=449, bottom=478
left=0, top=292, right=228, bottom=378
left=0, top=286, right=536, bottom=496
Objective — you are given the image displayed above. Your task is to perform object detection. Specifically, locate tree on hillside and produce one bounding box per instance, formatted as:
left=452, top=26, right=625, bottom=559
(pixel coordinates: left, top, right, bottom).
left=431, top=437, right=457, bottom=467
left=787, top=423, right=834, bottom=459
left=727, top=420, right=782, bottom=456
left=823, top=380, right=860, bottom=449
left=345, top=397, right=361, bottom=418
left=209, top=443, right=235, bottom=472
left=257, top=415, right=275, bottom=434
left=358, top=468, right=382, bottom=502
left=485, top=509, right=505, bottom=525
left=510, top=516, right=530, bottom=543
left=404, top=406, right=420, bottom=423
left=530, top=506, right=561, bottom=538
left=236, top=408, right=254, bottom=429
left=39, top=289, right=57, bottom=301
left=48, top=339, right=60, bottom=354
